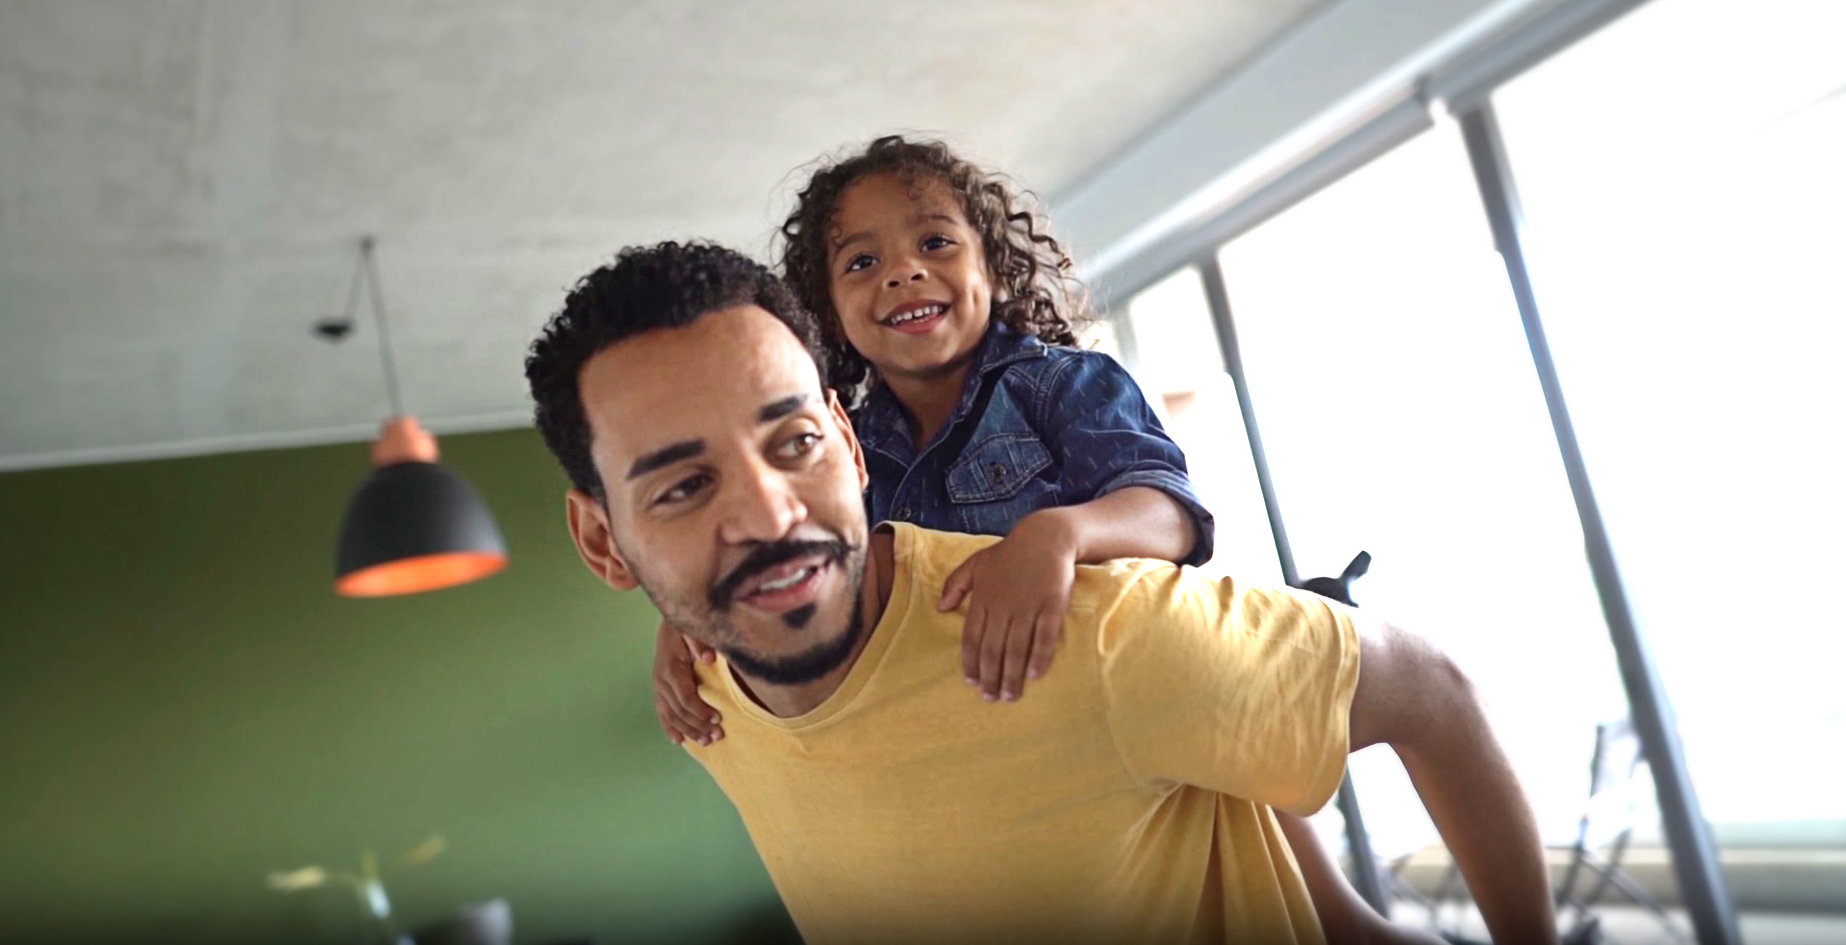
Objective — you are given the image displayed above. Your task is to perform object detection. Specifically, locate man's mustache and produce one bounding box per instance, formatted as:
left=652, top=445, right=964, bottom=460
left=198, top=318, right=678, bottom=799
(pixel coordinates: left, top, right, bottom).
left=708, top=537, right=855, bottom=611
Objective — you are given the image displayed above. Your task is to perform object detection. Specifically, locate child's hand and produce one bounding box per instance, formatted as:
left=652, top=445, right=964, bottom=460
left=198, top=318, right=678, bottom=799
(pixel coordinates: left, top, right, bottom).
left=937, top=511, right=1078, bottom=702
left=651, top=618, right=723, bottom=745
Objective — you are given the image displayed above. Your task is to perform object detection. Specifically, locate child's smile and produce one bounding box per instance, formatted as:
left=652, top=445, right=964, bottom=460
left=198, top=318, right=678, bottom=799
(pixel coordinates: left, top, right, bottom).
left=881, top=299, right=951, bottom=334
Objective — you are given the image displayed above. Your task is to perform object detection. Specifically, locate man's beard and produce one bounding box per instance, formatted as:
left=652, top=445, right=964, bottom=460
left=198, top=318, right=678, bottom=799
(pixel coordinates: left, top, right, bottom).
left=722, top=588, right=866, bottom=685
left=631, top=535, right=868, bottom=688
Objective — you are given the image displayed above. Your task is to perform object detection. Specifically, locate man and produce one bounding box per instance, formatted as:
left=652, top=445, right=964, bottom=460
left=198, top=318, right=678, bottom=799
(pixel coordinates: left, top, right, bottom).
left=525, top=242, right=1556, bottom=945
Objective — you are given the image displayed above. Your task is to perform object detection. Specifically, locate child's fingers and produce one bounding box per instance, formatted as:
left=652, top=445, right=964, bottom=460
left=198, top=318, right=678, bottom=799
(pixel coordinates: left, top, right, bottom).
left=657, top=695, right=718, bottom=744
left=652, top=622, right=698, bottom=742
left=977, top=615, right=1012, bottom=701
left=997, top=615, right=1035, bottom=701
left=960, top=606, right=989, bottom=685
left=654, top=685, right=715, bottom=744
left=680, top=632, right=716, bottom=664
left=668, top=696, right=723, bottom=744
left=652, top=693, right=686, bottom=744
left=939, top=557, right=977, bottom=611
left=661, top=660, right=723, bottom=741
left=661, top=683, right=723, bottom=744
left=671, top=666, right=722, bottom=728
left=1026, top=609, right=1062, bottom=681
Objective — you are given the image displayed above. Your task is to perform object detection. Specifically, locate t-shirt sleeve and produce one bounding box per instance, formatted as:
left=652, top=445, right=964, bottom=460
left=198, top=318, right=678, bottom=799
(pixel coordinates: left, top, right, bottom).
left=1037, top=351, right=1216, bottom=566
left=1094, top=563, right=1359, bottom=816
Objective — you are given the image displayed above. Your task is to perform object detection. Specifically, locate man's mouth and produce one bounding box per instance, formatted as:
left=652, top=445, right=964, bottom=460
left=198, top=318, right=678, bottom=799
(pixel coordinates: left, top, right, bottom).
left=737, top=557, right=830, bottom=611
left=880, top=300, right=950, bottom=331
left=708, top=538, right=854, bottom=614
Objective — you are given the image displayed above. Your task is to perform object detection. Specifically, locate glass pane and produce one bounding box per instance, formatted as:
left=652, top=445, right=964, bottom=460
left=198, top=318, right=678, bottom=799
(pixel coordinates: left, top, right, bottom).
left=1497, top=0, right=1846, bottom=877
left=1078, top=313, right=1123, bottom=365
left=1119, top=269, right=1282, bottom=585
left=1216, top=122, right=1629, bottom=932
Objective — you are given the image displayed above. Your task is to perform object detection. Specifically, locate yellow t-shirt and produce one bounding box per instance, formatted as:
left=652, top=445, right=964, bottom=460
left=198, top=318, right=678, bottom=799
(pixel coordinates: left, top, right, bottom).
left=686, top=523, right=1360, bottom=945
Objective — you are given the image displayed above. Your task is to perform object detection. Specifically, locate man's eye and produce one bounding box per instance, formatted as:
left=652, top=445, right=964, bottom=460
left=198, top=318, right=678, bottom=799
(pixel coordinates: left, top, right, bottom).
left=778, top=431, right=822, bottom=460
left=844, top=253, right=875, bottom=273
left=655, top=474, right=710, bottom=506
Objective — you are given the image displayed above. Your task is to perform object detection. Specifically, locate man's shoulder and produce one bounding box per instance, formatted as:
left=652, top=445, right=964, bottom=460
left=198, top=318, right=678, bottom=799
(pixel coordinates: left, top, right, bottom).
left=1069, top=556, right=1199, bottom=624
left=888, top=523, right=1002, bottom=590
left=890, top=523, right=1189, bottom=613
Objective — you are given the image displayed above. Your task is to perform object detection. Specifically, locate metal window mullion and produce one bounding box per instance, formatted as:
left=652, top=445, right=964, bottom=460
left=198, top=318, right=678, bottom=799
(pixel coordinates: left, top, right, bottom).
left=1456, top=101, right=1741, bottom=945
left=1196, top=253, right=1392, bottom=918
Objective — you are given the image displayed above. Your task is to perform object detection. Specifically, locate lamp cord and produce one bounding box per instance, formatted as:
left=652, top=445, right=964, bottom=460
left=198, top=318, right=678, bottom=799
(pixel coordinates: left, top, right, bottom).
left=357, top=236, right=406, bottom=418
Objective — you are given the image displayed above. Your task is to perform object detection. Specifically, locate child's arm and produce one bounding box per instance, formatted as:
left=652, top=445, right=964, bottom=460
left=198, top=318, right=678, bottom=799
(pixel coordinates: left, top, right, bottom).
left=939, top=350, right=1213, bottom=701
left=1033, top=483, right=1199, bottom=564
left=937, top=486, right=1198, bottom=701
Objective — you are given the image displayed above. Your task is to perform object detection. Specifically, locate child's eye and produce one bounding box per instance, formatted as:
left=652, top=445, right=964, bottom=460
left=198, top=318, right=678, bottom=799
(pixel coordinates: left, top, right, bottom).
left=922, top=234, right=954, bottom=252
left=776, top=431, right=823, bottom=461
left=654, top=473, right=711, bottom=507
left=843, top=253, right=875, bottom=274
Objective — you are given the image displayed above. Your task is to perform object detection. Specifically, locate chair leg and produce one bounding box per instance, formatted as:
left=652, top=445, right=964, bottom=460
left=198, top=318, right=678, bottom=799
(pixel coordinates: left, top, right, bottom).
left=1576, top=858, right=1692, bottom=944
left=1576, top=827, right=1633, bottom=909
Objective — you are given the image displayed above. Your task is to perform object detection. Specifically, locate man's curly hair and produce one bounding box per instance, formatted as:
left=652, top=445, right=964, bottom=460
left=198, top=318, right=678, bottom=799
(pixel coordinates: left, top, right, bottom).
left=778, top=135, right=1090, bottom=406
left=525, top=241, right=829, bottom=498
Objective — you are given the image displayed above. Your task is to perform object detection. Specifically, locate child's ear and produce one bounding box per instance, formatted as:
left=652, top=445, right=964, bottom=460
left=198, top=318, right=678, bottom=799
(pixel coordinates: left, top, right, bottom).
left=827, top=388, right=868, bottom=492
left=565, top=489, right=638, bottom=591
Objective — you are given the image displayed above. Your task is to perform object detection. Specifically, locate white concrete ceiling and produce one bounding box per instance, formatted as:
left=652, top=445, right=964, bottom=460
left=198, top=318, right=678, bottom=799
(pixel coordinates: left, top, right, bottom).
left=0, top=0, right=1329, bottom=470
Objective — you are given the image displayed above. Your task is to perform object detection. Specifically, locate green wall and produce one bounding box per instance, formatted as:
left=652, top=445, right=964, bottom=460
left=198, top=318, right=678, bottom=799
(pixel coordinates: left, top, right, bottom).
left=0, top=429, right=793, bottom=945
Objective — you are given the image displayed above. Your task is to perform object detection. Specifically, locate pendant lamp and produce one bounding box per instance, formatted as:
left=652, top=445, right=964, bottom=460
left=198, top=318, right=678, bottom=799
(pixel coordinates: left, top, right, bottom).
left=332, top=236, right=507, bottom=597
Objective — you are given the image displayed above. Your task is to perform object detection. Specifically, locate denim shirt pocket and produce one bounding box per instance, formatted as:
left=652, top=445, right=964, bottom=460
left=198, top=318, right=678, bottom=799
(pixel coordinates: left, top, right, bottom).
left=944, top=432, right=1057, bottom=534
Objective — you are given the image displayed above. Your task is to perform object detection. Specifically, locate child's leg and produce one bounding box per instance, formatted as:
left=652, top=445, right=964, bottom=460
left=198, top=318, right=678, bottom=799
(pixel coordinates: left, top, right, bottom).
left=1275, top=811, right=1447, bottom=945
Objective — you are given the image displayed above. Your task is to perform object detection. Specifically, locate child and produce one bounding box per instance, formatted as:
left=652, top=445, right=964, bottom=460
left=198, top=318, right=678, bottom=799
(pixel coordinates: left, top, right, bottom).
left=652, top=136, right=1442, bottom=945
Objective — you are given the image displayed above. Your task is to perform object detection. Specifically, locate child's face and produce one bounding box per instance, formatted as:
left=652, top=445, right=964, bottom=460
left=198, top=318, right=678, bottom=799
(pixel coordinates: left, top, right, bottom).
left=825, top=172, right=993, bottom=385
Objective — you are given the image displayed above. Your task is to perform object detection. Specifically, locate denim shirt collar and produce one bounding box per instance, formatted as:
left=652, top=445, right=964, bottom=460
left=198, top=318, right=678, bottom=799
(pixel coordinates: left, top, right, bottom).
left=854, top=320, right=1047, bottom=464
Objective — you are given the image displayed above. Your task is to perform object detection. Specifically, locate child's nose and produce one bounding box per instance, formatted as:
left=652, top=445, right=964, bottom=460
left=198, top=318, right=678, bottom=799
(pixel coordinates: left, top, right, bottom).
left=884, top=267, right=926, bottom=289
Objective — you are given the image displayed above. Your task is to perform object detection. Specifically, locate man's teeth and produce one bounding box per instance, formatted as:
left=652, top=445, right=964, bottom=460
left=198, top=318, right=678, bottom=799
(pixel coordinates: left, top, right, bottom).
left=755, top=566, right=817, bottom=594
left=889, top=304, right=946, bottom=325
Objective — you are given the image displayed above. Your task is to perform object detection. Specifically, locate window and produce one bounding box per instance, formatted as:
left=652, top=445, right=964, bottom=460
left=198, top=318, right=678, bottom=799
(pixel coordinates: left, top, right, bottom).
left=1216, top=122, right=1625, bottom=869
left=1117, top=270, right=1281, bottom=584
left=1496, top=0, right=1846, bottom=840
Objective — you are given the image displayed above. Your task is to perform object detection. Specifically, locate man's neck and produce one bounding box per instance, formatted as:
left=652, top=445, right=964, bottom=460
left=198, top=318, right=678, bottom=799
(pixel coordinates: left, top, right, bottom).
left=735, top=529, right=897, bottom=718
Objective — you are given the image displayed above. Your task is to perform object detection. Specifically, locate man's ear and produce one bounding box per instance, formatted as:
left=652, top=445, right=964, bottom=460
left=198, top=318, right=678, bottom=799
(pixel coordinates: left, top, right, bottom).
left=565, top=489, right=639, bottom=590
left=827, top=388, right=868, bottom=492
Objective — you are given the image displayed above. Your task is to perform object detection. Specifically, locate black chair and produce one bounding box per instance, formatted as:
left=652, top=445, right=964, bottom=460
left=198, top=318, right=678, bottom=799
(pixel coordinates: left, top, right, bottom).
left=1295, top=551, right=1372, bottom=607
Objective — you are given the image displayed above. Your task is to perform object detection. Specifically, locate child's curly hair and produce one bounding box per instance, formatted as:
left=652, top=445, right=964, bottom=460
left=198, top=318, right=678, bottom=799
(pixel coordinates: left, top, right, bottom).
left=778, top=135, right=1091, bottom=405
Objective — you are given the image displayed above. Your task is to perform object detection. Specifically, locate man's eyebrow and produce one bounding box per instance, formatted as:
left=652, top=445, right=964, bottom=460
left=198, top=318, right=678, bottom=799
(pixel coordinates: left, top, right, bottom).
left=758, top=393, right=810, bottom=423
left=626, top=439, right=705, bottom=480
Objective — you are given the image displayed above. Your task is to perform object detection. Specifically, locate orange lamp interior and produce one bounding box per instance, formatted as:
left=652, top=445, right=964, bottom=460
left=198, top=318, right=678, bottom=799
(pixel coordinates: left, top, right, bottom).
left=335, top=551, right=508, bottom=598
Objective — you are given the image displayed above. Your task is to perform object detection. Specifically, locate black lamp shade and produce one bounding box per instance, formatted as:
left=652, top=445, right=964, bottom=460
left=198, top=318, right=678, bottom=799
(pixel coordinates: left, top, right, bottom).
left=335, top=461, right=507, bottom=597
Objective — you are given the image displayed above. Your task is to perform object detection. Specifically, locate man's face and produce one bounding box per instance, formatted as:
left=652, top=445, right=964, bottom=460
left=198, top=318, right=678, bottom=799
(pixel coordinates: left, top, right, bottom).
left=568, top=305, right=871, bottom=685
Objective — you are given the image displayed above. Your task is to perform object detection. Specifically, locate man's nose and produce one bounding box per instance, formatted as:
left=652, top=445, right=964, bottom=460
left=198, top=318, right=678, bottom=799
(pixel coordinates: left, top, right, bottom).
left=716, top=462, right=807, bottom=546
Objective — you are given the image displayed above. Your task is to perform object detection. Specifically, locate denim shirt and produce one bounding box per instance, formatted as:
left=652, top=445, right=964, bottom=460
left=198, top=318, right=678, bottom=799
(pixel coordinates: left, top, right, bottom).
left=854, top=321, right=1216, bottom=566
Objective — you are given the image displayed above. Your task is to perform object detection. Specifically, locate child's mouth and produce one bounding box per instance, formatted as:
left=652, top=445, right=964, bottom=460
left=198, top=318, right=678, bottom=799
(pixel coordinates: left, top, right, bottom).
left=881, top=302, right=950, bottom=334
